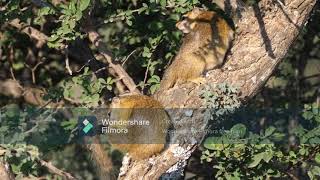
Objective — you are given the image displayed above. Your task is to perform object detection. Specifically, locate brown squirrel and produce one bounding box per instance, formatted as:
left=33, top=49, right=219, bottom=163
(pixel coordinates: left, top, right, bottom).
left=107, top=94, right=170, bottom=160
left=89, top=95, right=170, bottom=179
left=157, top=8, right=234, bottom=92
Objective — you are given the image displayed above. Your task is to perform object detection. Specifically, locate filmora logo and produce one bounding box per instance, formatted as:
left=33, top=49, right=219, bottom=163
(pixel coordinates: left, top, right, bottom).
left=78, top=116, right=97, bottom=137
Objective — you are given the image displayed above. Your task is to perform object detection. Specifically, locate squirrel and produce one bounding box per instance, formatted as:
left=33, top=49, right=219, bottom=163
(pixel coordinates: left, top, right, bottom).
left=88, top=95, right=170, bottom=179
left=157, top=7, right=234, bottom=92
left=107, top=94, right=170, bottom=160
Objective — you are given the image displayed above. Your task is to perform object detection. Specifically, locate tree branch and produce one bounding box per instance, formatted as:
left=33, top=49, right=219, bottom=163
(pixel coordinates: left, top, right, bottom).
left=7, top=17, right=138, bottom=94
left=8, top=19, right=48, bottom=48
left=0, top=79, right=63, bottom=107
left=0, top=162, right=14, bottom=180
left=84, top=20, right=140, bottom=94
left=38, top=159, right=76, bottom=180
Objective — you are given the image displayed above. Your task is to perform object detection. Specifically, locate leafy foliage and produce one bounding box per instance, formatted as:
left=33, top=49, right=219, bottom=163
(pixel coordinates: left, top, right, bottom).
left=200, top=83, right=241, bottom=119
left=202, top=115, right=320, bottom=179
left=45, top=0, right=91, bottom=48
left=61, top=67, right=113, bottom=107
left=0, top=104, right=66, bottom=178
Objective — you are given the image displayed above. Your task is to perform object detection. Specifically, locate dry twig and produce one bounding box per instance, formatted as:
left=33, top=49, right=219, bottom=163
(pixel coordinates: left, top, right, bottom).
left=38, top=159, right=76, bottom=180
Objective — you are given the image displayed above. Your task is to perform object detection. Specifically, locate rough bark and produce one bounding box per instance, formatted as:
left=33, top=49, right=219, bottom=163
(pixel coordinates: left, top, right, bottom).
left=0, top=162, right=14, bottom=180
left=119, top=0, right=317, bottom=179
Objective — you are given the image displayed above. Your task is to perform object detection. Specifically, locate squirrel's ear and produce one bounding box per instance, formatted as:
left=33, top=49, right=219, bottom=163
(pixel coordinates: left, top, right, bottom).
left=192, top=7, right=201, bottom=13
left=190, top=22, right=196, bottom=30
left=182, top=13, right=189, bottom=17
left=176, top=20, right=192, bottom=34
left=184, top=7, right=203, bottom=20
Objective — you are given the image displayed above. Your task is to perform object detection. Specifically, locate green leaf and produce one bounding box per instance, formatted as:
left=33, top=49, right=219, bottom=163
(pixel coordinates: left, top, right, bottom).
left=61, top=119, right=77, bottom=130
left=248, top=152, right=269, bottom=168
left=248, top=152, right=264, bottom=168
left=98, top=78, right=107, bottom=84
left=69, top=20, right=76, bottom=29
left=271, top=132, right=285, bottom=141
left=147, top=75, right=160, bottom=84
left=84, top=67, right=89, bottom=74
left=79, top=0, right=90, bottom=11
left=0, top=126, right=9, bottom=133
left=150, top=84, right=160, bottom=94
left=303, top=111, right=314, bottom=120
left=92, top=94, right=100, bottom=102
left=309, top=137, right=320, bottom=144
left=126, top=19, right=133, bottom=26
left=70, top=1, right=77, bottom=12
left=8, top=0, right=19, bottom=11
left=265, top=126, right=276, bottom=137
left=289, top=151, right=296, bottom=158
left=107, top=85, right=113, bottom=91
left=308, top=170, right=314, bottom=180
left=230, top=124, right=247, bottom=138
left=203, top=137, right=225, bottom=151
left=263, top=151, right=273, bottom=163
left=312, top=105, right=319, bottom=114
left=38, top=7, right=55, bottom=16
left=48, top=35, right=59, bottom=42
left=315, top=153, right=320, bottom=164
left=160, top=0, right=166, bottom=7
left=63, top=89, right=70, bottom=98
left=299, top=147, right=307, bottom=156
left=313, top=166, right=320, bottom=175
left=106, top=77, right=114, bottom=84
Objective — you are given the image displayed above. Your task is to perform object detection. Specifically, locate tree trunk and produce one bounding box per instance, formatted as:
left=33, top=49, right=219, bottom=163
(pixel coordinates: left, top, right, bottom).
left=119, top=0, right=318, bottom=179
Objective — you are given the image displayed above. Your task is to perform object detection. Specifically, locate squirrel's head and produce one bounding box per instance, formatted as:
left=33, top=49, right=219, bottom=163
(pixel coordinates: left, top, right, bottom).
left=176, top=8, right=215, bottom=34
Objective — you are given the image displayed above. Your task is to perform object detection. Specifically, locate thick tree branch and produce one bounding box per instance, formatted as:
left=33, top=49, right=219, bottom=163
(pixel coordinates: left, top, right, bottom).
left=0, top=79, right=63, bottom=107
left=119, top=0, right=318, bottom=179
left=0, top=162, right=14, bottom=180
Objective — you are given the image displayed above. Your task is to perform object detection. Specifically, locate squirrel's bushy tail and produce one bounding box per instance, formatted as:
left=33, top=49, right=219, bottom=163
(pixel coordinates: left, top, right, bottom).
left=86, top=136, right=116, bottom=180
